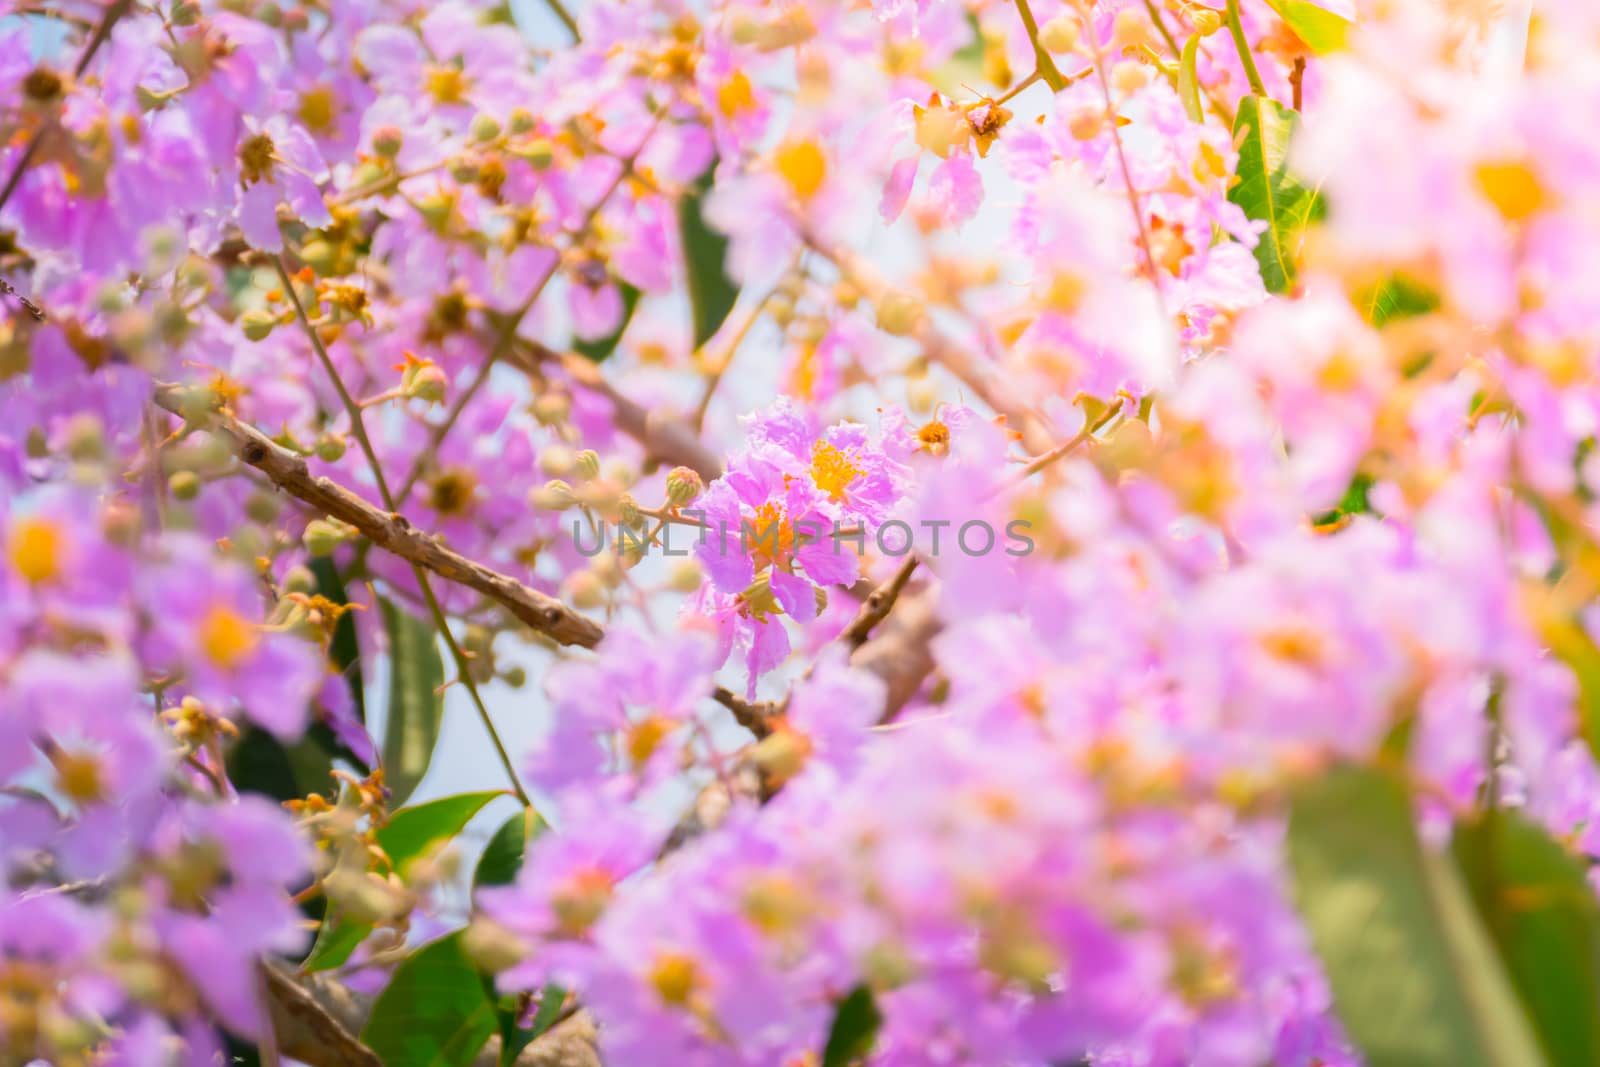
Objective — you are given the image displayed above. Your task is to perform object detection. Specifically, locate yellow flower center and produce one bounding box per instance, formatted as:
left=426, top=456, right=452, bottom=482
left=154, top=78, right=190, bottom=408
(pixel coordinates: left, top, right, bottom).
left=648, top=953, right=701, bottom=1007
left=9, top=517, right=64, bottom=585
left=625, top=715, right=675, bottom=769
left=810, top=440, right=862, bottom=502
left=425, top=66, right=469, bottom=105
left=1475, top=160, right=1548, bottom=222
left=916, top=420, right=950, bottom=456
left=238, top=132, right=276, bottom=185
left=717, top=70, right=756, bottom=118
left=745, top=501, right=795, bottom=570
left=52, top=749, right=105, bottom=805
left=774, top=139, right=826, bottom=201
left=298, top=84, right=336, bottom=132
left=198, top=605, right=261, bottom=670
left=551, top=867, right=615, bottom=935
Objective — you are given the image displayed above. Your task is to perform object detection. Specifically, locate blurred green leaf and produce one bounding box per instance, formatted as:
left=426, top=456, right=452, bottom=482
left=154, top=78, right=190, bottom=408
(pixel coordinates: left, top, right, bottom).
left=1229, top=95, right=1320, bottom=294
left=1453, top=811, right=1600, bottom=1066
left=678, top=168, right=741, bottom=350
left=1265, top=0, right=1351, bottom=53
left=380, top=598, right=445, bottom=807
left=302, top=918, right=372, bottom=974
left=377, top=791, right=503, bottom=878
left=1288, top=764, right=1547, bottom=1067
left=362, top=932, right=498, bottom=1067
left=1357, top=274, right=1441, bottom=328
left=821, top=986, right=883, bottom=1067
left=474, top=809, right=545, bottom=891
left=310, top=556, right=365, bottom=722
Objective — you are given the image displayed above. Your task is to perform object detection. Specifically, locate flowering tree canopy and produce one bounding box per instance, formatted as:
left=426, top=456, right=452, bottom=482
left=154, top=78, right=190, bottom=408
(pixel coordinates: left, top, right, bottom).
left=3, top=0, right=1599, bottom=1064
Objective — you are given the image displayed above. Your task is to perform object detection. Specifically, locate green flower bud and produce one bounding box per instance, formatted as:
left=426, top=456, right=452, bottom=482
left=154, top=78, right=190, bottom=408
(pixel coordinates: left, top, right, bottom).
left=304, top=518, right=354, bottom=557
left=469, top=113, right=502, bottom=143
left=281, top=564, right=318, bottom=596
left=1038, top=15, right=1081, bottom=54
left=315, top=435, right=348, bottom=463
left=665, top=466, right=703, bottom=506
left=299, top=239, right=339, bottom=276
left=502, top=665, right=528, bottom=688
left=530, top=479, right=577, bottom=511
left=507, top=108, right=536, bottom=135
left=245, top=490, right=282, bottom=524
left=531, top=391, right=571, bottom=426
left=168, top=470, right=202, bottom=501
left=1191, top=8, right=1222, bottom=35
left=406, top=363, right=448, bottom=405
left=668, top=559, right=703, bottom=592
left=564, top=570, right=606, bottom=610
left=240, top=308, right=278, bottom=341
left=63, top=413, right=105, bottom=462
left=875, top=291, right=925, bottom=337
left=371, top=125, right=404, bottom=159
left=515, top=137, right=556, bottom=170
left=539, top=444, right=577, bottom=478
left=618, top=494, right=645, bottom=530
left=574, top=448, right=601, bottom=481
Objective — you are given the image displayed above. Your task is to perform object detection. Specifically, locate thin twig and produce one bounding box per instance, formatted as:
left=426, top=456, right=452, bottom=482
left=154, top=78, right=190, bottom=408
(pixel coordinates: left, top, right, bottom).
left=838, top=558, right=919, bottom=649
left=1226, top=0, right=1269, bottom=97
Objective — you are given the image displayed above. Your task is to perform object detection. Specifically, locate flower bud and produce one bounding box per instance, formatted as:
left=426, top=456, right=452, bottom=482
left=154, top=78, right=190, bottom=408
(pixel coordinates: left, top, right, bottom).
left=531, top=479, right=577, bottom=511
left=539, top=444, right=576, bottom=478
left=1067, top=107, right=1105, bottom=141
left=564, top=570, right=606, bottom=609
left=668, top=559, right=703, bottom=592
left=665, top=466, right=703, bottom=506
left=875, top=291, right=925, bottom=337
left=502, top=665, right=527, bottom=688
left=245, top=490, right=282, bottom=524
left=404, top=363, right=448, bottom=405
left=1191, top=8, right=1223, bottom=35
left=300, top=239, right=339, bottom=276
left=574, top=449, right=601, bottom=481
left=168, top=470, right=202, bottom=501
left=304, top=518, right=354, bottom=557
left=1038, top=15, right=1080, bottom=54
left=281, top=565, right=318, bottom=596
left=507, top=108, right=536, bottom=135
left=515, top=137, right=557, bottom=170
left=63, top=414, right=105, bottom=462
left=469, top=113, right=502, bottom=143
left=751, top=728, right=811, bottom=786
left=371, top=125, right=404, bottom=159
left=617, top=494, right=645, bottom=530
left=531, top=391, right=570, bottom=426
left=1111, top=9, right=1149, bottom=50
left=1113, top=60, right=1149, bottom=93
left=240, top=308, right=278, bottom=341
left=315, top=436, right=348, bottom=463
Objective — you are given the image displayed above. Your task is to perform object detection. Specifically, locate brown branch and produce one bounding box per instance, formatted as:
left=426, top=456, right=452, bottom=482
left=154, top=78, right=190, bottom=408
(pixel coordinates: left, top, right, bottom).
left=151, top=383, right=604, bottom=649
left=508, top=340, right=723, bottom=483
left=838, top=558, right=919, bottom=649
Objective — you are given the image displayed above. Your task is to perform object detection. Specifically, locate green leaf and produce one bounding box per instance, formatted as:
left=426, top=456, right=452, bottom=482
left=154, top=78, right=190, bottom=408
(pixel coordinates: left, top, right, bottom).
left=1265, top=0, right=1352, bottom=54
left=302, top=918, right=373, bottom=973
left=821, top=986, right=883, bottom=1067
left=474, top=809, right=545, bottom=891
left=1538, top=614, right=1600, bottom=768
left=1357, top=273, right=1441, bottom=328
left=678, top=167, right=741, bottom=350
left=310, top=556, right=365, bottom=722
left=1287, top=764, right=1548, bottom=1067
left=377, top=791, right=503, bottom=878
left=380, top=598, right=446, bottom=807
left=226, top=725, right=334, bottom=803
left=1177, top=35, right=1204, bottom=123
left=1228, top=95, right=1320, bottom=294
left=1453, top=811, right=1600, bottom=1067
left=573, top=282, right=641, bottom=362
left=362, top=931, right=499, bottom=1067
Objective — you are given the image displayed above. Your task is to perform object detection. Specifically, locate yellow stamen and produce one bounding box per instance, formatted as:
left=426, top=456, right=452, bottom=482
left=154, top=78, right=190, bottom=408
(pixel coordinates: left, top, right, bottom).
left=8, top=517, right=64, bottom=585
left=198, top=605, right=261, bottom=670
